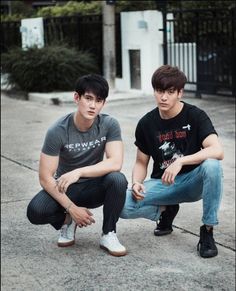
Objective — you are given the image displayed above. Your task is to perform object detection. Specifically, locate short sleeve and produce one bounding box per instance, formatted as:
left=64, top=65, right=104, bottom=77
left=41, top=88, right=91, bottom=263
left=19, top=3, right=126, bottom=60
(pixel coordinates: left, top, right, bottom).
left=41, top=126, right=63, bottom=156
left=134, top=119, right=150, bottom=155
left=106, top=117, right=122, bottom=142
left=196, top=110, right=217, bottom=145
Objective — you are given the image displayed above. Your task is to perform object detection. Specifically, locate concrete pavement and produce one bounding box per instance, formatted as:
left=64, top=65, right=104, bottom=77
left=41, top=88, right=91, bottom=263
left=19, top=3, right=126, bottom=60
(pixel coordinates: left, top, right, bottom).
left=1, top=90, right=235, bottom=291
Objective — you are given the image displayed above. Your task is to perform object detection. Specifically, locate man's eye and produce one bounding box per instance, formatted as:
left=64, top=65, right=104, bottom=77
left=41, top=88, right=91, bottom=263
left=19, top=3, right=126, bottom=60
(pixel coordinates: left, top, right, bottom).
left=97, top=99, right=103, bottom=103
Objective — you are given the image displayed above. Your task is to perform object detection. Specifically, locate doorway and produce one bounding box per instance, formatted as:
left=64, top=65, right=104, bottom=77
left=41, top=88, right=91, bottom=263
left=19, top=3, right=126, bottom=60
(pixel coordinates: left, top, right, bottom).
left=129, top=50, right=141, bottom=89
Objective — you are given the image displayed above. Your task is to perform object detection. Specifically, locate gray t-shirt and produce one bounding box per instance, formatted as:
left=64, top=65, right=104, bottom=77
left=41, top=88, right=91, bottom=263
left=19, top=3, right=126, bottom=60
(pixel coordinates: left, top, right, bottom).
left=42, top=113, right=122, bottom=180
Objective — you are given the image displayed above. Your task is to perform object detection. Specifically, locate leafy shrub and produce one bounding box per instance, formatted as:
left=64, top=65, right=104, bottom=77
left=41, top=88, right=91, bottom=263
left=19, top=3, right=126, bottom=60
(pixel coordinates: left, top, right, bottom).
left=1, top=44, right=99, bottom=92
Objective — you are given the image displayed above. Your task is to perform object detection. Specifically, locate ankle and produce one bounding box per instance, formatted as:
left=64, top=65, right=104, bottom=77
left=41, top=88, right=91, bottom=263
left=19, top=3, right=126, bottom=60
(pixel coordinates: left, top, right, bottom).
left=64, top=214, right=71, bottom=225
left=205, top=225, right=213, bottom=231
left=160, top=206, right=166, bottom=213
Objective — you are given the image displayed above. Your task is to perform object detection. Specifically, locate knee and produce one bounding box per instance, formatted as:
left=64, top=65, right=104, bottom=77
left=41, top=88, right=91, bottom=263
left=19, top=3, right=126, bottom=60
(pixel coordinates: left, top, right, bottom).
left=120, top=206, right=132, bottom=219
left=201, top=159, right=222, bottom=178
left=26, top=200, right=37, bottom=224
left=26, top=197, right=43, bottom=225
left=104, top=172, right=128, bottom=190
left=120, top=190, right=136, bottom=219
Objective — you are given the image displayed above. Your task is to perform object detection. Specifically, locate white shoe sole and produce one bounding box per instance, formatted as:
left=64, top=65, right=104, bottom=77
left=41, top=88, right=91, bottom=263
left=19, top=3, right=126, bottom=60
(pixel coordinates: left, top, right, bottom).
left=100, top=245, right=127, bottom=257
left=58, top=240, right=75, bottom=247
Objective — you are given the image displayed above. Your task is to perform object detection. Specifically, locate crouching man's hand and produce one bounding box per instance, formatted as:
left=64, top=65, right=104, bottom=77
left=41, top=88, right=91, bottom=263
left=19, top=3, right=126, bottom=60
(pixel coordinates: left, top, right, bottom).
left=68, top=204, right=95, bottom=228
left=57, top=169, right=81, bottom=193
left=162, top=159, right=183, bottom=185
left=132, top=182, right=146, bottom=201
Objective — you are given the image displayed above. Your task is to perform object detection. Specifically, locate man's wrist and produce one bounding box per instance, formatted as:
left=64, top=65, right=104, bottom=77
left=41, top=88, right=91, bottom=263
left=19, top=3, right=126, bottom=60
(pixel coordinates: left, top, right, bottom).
left=65, top=202, right=73, bottom=213
left=75, top=168, right=82, bottom=181
left=132, top=181, right=142, bottom=189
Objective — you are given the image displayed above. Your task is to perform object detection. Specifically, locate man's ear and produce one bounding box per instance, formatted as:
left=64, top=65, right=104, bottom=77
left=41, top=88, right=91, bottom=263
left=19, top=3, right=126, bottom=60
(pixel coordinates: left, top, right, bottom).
left=74, top=92, right=80, bottom=103
left=178, top=89, right=184, bottom=99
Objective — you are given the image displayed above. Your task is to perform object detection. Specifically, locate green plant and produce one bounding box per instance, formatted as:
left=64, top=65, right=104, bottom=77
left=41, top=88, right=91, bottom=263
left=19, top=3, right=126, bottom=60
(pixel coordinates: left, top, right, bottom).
left=1, top=1, right=37, bottom=22
left=36, top=1, right=102, bottom=18
left=1, top=44, right=99, bottom=92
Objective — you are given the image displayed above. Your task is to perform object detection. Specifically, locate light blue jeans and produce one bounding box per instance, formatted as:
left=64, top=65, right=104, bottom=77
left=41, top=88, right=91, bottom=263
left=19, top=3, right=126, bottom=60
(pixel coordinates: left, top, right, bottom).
left=120, top=159, right=223, bottom=226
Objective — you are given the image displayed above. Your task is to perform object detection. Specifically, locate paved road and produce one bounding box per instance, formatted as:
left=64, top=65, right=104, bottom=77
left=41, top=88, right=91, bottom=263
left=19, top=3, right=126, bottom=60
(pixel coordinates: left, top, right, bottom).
left=1, top=92, right=235, bottom=291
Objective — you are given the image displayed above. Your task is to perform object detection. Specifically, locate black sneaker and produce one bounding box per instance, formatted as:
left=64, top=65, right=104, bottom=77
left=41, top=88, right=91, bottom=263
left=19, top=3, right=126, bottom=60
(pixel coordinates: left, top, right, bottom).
left=197, top=225, right=218, bottom=258
left=154, top=204, right=180, bottom=236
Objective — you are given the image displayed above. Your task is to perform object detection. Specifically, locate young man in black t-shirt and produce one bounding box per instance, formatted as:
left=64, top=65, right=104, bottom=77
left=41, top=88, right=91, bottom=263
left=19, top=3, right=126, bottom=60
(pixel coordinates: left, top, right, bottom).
left=120, top=65, right=224, bottom=258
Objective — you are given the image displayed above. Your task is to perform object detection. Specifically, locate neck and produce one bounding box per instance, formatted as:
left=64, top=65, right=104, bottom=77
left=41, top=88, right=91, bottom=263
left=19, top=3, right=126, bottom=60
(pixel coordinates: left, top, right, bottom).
left=159, top=101, right=183, bottom=119
left=73, top=112, right=94, bottom=131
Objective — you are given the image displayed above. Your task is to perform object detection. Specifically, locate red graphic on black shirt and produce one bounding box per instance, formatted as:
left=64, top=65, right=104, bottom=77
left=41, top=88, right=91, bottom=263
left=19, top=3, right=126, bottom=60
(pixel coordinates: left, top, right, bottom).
left=159, top=130, right=186, bottom=143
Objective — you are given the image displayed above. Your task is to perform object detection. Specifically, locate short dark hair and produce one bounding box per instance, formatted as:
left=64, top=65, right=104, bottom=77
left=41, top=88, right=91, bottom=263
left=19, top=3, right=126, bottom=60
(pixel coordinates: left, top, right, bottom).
left=151, top=65, right=187, bottom=92
left=75, top=74, right=109, bottom=100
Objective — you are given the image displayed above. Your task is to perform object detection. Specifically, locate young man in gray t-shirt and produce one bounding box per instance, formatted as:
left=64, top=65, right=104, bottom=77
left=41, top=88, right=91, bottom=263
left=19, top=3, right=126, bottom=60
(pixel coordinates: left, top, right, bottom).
left=27, top=74, right=128, bottom=257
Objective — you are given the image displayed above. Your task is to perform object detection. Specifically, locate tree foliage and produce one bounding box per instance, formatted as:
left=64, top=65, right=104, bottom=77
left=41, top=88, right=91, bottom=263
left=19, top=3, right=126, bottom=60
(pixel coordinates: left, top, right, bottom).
left=1, top=1, right=235, bottom=21
left=36, top=1, right=102, bottom=18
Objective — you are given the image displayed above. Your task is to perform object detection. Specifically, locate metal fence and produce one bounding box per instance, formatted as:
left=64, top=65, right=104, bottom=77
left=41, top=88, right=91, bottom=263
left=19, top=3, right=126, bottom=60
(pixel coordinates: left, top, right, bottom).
left=1, top=20, right=21, bottom=52
left=163, top=8, right=236, bottom=97
left=1, top=14, right=122, bottom=77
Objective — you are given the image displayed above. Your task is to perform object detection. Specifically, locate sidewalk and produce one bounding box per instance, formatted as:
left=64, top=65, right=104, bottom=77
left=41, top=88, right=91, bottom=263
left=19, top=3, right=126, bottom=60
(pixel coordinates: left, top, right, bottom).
left=27, top=90, right=147, bottom=104
left=1, top=90, right=235, bottom=291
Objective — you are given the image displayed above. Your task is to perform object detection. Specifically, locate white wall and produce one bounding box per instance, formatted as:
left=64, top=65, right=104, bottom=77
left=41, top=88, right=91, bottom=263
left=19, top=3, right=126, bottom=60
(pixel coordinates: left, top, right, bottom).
left=115, top=10, right=164, bottom=94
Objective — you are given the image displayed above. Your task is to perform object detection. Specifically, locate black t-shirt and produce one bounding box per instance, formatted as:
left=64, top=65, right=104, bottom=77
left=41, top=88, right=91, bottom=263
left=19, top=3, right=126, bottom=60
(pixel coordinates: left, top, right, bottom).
left=135, top=102, right=217, bottom=179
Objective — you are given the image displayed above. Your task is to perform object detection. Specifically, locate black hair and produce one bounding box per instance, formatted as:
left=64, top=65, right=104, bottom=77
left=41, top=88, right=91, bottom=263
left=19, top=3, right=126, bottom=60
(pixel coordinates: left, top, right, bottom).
left=75, top=74, right=109, bottom=100
left=151, top=65, right=187, bottom=92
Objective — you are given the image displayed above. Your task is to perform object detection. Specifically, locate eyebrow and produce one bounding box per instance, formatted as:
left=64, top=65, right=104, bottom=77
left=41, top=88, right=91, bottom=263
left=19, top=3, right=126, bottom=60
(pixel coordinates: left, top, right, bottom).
left=84, top=94, right=103, bottom=101
left=84, top=94, right=95, bottom=97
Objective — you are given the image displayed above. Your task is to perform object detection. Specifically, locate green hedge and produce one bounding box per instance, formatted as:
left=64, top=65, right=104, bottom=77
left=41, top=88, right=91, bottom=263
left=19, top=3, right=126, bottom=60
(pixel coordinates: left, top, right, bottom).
left=1, top=45, right=99, bottom=92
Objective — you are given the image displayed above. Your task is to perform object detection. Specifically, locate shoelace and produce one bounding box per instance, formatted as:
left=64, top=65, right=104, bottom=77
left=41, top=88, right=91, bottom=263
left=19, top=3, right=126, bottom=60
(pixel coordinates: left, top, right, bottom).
left=60, top=224, right=69, bottom=238
left=107, top=231, right=120, bottom=244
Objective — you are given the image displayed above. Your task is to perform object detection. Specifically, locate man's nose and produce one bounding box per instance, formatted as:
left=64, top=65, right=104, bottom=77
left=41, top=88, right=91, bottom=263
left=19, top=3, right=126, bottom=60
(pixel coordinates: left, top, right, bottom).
left=89, top=100, right=96, bottom=107
left=161, top=92, right=168, bottom=99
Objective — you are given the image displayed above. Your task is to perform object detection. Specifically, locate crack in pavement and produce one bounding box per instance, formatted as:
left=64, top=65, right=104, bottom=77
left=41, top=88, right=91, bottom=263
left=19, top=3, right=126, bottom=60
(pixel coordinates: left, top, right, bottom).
left=173, top=225, right=236, bottom=252
left=1, top=155, right=38, bottom=172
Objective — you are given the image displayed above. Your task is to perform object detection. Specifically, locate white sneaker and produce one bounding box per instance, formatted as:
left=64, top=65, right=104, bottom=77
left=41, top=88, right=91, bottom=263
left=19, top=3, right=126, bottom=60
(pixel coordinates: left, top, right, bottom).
left=58, top=219, right=77, bottom=247
left=100, top=231, right=127, bottom=257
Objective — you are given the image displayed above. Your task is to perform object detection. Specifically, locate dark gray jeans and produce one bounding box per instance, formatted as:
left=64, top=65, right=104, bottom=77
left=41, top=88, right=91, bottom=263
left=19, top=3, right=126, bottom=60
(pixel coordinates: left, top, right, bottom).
left=27, top=172, right=127, bottom=234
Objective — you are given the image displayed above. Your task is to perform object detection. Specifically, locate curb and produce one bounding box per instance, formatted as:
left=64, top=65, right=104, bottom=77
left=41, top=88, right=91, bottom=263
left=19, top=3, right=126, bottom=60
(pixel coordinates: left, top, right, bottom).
left=28, top=91, right=151, bottom=105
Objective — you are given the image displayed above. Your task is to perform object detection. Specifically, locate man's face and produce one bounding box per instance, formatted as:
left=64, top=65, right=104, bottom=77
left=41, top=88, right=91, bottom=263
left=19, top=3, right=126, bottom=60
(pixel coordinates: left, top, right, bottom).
left=154, top=87, right=183, bottom=112
left=74, top=91, right=105, bottom=120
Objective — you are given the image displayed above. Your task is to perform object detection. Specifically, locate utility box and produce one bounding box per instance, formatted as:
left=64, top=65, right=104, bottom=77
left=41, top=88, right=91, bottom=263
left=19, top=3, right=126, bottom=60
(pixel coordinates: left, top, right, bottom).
left=20, top=17, right=44, bottom=50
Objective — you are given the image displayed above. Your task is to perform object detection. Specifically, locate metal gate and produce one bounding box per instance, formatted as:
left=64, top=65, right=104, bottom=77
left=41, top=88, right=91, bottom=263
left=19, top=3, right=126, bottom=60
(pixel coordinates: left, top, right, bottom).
left=162, top=8, right=236, bottom=97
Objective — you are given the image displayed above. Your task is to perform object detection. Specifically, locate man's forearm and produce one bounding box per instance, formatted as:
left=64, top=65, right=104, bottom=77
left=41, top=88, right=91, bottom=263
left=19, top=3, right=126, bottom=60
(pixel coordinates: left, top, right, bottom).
left=40, top=177, right=73, bottom=210
left=75, top=158, right=122, bottom=179
left=132, top=163, right=147, bottom=184
left=179, top=146, right=224, bottom=167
